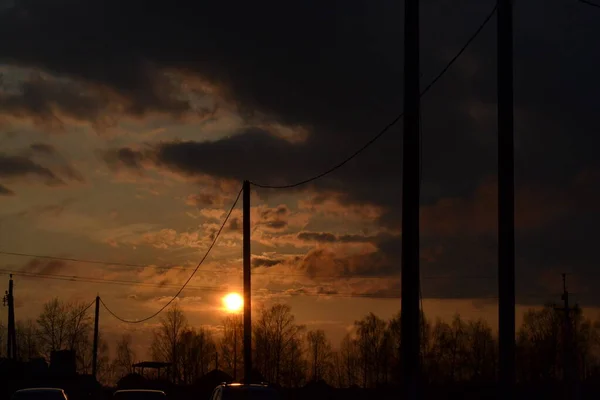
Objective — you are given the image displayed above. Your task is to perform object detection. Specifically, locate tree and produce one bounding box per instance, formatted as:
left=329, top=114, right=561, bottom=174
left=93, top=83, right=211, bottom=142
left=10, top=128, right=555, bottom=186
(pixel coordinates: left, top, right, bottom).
left=95, top=336, right=112, bottom=385
left=179, top=327, right=217, bottom=384
left=254, top=303, right=305, bottom=385
left=220, top=314, right=243, bottom=380
left=16, top=319, right=40, bottom=361
left=339, top=333, right=359, bottom=387
left=517, top=305, right=562, bottom=382
left=306, top=329, right=332, bottom=382
left=36, top=298, right=93, bottom=364
left=355, top=313, right=387, bottom=388
left=463, top=319, right=496, bottom=381
left=113, top=334, right=136, bottom=380
left=150, top=304, right=188, bottom=383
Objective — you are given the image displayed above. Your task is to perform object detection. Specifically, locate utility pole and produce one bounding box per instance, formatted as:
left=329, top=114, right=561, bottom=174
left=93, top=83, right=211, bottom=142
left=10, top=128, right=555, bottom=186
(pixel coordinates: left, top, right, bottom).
left=92, top=295, right=100, bottom=379
left=243, top=180, right=252, bottom=384
left=4, top=274, right=17, bottom=360
left=400, top=0, right=420, bottom=399
left=497, top=0, right=515, bottom=398
left=555, top=274, right=578, bottom=400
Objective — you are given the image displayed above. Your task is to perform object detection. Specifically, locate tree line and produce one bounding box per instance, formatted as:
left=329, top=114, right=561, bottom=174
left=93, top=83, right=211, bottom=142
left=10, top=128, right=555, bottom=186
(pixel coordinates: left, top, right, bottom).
left=1, top=298, right=600, bottom=388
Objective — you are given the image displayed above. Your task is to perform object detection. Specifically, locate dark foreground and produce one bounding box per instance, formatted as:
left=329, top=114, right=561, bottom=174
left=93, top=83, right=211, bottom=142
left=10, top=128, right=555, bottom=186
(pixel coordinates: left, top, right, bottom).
left=2, top=380, right=599, bottom=400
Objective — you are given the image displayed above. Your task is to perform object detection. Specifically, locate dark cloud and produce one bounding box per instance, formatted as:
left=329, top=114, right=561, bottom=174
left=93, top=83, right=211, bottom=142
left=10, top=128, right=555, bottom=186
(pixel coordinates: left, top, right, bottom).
left=17, top=198, right=75, bottom=218
left=29, top=143, right=56, bottom=155
left=0, top=147, right=86, bottom=193
left=297, top=231, right=382, bottom=244
left=298, top=232, right=337, bottom=243
left=255, top=204, right=290, bottom=232
left=21, top=258, right=67, bottom=275
left=0, top=183, right=14, bottom=196
left=252, top=256, right=285, bottom=269
left=0, top=153, right=64, bottom=185
left=103, top=147, right=146, bottom=171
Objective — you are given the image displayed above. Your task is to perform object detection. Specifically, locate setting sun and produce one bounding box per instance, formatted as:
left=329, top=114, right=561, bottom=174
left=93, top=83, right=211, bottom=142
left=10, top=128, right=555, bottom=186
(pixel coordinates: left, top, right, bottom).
left=223, top=292, right=243, bottom=312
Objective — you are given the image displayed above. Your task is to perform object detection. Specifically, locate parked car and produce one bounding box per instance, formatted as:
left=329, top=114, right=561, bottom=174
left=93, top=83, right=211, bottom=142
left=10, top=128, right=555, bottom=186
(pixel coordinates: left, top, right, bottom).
left=11, top=388, right=68, bottom=400
left=113, top=390, right=167, bottom=400
left=210, top=383, right=280, bottom=400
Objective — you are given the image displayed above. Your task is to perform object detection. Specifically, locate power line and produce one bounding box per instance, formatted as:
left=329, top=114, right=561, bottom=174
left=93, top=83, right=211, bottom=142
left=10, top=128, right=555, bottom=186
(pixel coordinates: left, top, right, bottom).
left=249, top=3, right=498, bottom=190
left=0, top=250, right=175, bottom=270
left=0, top=269, right=562, bottom=301
left=0, top=249, right=498, bottom=280
left=0, top=268, right=494, bottom=291
left=100, top=185, right=243, bottom=324
left=73, top=299, right=96, bottom=321
left=579, top=0, right=600, bottom=8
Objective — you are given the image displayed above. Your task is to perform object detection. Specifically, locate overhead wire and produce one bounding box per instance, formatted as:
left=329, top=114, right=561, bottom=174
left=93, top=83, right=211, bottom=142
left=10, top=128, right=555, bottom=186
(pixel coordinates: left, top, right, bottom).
left=100, top=185, right=243, bottom=323
left=579, top=0, right=600, bottom=8
left=72, top=298, right=96, bottom=321
left=0, top=249, right=497, bottom=280
left=249, top=2, right=499, bottom=190
left=0, top=270, right=557, bottom=301
left=0, top=268, right=494, bottom=292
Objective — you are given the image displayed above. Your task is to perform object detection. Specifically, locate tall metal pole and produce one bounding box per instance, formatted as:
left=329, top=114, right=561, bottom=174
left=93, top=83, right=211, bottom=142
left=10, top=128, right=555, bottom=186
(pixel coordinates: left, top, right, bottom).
left=243, top=180, right=252, bottom=383
left=498, top=0, right=515, bottom=397
left=92, top=295, right=100, bottom=379
left=400, top=0, right=421, bottom=398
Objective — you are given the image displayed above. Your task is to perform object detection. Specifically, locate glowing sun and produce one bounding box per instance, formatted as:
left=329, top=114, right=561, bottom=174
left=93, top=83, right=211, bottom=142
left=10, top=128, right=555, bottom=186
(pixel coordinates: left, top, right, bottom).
left=223, top=292, right=243, bottom=312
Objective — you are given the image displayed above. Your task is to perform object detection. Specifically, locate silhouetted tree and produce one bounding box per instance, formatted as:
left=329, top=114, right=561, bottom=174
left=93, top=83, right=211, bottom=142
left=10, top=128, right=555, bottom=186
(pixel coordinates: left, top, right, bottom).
left=150, top=303, right=188, bottom=383
left=306, top=329, right=332, bottom=382
left=179, top=327, right=216, bottom=384
left=16, top=319, right=40, bottom=361
left=254, top=303, right=305, bottom=385
left=355, top=313, right=387, bottom=388
left=338, top=333, right=359, bottom=387
left=36, top=298, right=93, bottom=368
left=220, top=314, right=243, bottom=380
left=113, top=334, right=136, bottom=380
left=517, top=305, right=562, bottom=382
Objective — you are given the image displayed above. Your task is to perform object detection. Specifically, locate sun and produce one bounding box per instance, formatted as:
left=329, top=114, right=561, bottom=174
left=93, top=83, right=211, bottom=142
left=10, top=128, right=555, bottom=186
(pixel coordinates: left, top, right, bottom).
left=223, top=292, right=243, bottom=312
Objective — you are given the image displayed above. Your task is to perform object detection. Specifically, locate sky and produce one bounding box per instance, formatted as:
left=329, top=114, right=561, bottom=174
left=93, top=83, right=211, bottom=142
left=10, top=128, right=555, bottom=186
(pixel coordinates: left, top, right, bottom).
left=0, top=0, right=599, bottom=358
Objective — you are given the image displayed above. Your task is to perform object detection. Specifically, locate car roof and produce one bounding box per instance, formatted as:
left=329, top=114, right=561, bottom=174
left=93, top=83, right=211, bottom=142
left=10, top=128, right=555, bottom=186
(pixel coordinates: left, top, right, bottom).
left=221, top=384, right=275, bottom=390
left=114, top=390, right=165, bottom=394
left=15, top=389, right=65, bottom=393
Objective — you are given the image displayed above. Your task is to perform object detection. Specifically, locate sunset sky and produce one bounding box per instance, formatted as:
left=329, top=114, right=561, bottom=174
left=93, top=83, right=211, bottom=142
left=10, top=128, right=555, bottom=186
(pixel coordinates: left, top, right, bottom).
left=0, top=0, right=599, bottom=358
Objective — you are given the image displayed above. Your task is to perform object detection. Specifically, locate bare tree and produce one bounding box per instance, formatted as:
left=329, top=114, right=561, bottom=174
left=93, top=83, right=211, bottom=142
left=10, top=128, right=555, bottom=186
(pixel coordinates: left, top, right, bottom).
left=179, top=327, right=217, bottom=384
left=95, top=336, right=111, bottom=385
left=254, top=303, right=305, bottom=385
left=355, top=313, right=387, bottom=388
left=306, top=329, right=332, bottom=382
left=463, top=319, right=496, bottom=381
left=36, top=298, right=93, bottom=363
left=220, top=314, right=243, bottom=380
left=113, top=334, right=136, bottom=380
left=150, top=303, right=188, bottom=383
left=16, top=319, right=40, bottom=361
left=339, top=333, right=359, bottom=387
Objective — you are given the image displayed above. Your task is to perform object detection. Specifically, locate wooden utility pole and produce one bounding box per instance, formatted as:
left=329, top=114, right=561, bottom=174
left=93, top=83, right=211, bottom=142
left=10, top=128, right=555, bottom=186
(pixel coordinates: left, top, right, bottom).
left=243, top=180, right=252, bottom=383
left=4, top=274, right=17, bottom=360
left=498, top=0, right=515, bottom=397
left=400, top=0, right=421, bottom=398
left=92, top=295, right=100, bottom=379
